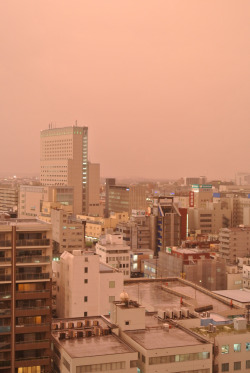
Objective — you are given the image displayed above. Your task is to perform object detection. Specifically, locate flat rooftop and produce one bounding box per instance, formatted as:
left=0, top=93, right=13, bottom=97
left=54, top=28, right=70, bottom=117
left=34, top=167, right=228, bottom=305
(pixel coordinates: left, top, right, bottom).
left=124, top=280, right=238, bottom=315
left=52, top=316, right=135, bottom=358
left=213, top=290, right=250, bottom=304
left=125, top=314, right=206, bottom=350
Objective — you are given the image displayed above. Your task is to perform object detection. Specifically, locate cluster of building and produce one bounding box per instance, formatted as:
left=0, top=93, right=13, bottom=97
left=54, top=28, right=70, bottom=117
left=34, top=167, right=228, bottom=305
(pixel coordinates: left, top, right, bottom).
left=3, top=125, right=250, bottom=371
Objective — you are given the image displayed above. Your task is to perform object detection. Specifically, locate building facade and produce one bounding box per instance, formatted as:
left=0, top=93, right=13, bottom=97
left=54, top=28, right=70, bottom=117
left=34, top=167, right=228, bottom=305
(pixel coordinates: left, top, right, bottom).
left=40, top=126, right=88, bottom=215
left=0, top=218, right=52, bottom=373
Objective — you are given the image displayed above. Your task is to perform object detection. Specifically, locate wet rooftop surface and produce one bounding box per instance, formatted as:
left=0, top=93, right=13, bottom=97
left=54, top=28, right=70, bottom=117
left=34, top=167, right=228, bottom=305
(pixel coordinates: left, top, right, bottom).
left=124, top=280, right=235, bottom=314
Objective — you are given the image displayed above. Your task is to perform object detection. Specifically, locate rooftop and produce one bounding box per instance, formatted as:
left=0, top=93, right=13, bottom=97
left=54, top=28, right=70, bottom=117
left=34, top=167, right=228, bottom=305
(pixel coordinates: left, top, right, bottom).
left=52, top=316, right=135, bottom=358
left=213, top=290, right=250, bottom=304
left=125, top=314, right=207, bottom=349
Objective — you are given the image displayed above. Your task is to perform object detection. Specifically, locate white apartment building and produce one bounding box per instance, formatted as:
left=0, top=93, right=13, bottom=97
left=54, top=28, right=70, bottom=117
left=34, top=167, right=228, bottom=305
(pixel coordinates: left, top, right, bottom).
left=219, top=226, right=250, bottom=264
left=40, top=126, right=88, bottom=215
left=53, top=250, right=123, bottom=318
left=96, top=234, right=131, bottom=278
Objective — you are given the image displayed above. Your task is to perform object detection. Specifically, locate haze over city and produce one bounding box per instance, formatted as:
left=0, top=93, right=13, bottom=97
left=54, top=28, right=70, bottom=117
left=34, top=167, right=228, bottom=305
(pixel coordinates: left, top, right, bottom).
left=1, top=0, right=250, bottom=180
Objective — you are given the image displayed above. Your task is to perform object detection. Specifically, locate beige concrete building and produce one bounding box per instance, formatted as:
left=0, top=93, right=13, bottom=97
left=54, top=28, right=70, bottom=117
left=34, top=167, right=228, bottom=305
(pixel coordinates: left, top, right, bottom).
left=53, top=250, right=123, bottom=318
left=51, top=209, right=85, bottom=255
left=40, top=126, right=88, bottom=215
left=0, top=183, right=18, bottom=212
left=188, top=202, right=231, bottom=235
left=96, top=234, right=131, bottom=278
left=107, top=184, right=146, bottom=216
left=219, top=227, right=250, bottom=264
left=19, top=185, right=74, bottom=219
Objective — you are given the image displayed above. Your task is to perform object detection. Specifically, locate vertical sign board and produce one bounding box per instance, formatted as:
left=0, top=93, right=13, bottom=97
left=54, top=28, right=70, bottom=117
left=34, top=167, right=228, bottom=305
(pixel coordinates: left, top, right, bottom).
left=189, top=191, right=194, bottom=207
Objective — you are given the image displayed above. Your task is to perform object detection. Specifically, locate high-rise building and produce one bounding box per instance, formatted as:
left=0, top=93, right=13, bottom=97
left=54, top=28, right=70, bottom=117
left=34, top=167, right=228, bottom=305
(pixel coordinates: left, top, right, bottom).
left=219, top=227, right=250, bottom=264
left=40, top=125, right=88, bottom=215
left=88, top=162, right=100, bottom=216
left=107, top=184, right=146, bottom=216
left=0, top=218, right=52, bottom=373
left=104, top=178, right=116, bottom=218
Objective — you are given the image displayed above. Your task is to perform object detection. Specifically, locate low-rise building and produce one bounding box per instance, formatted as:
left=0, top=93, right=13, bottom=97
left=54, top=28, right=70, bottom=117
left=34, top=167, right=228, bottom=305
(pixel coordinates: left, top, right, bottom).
left=53, top=250, right=123, bottom=318
left=96, top=234, right=131, bottom=278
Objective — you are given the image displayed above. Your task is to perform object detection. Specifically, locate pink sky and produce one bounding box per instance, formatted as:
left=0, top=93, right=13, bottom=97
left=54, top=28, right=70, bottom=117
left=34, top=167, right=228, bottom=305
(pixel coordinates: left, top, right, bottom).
left=0, top=0, right=249, bottom=180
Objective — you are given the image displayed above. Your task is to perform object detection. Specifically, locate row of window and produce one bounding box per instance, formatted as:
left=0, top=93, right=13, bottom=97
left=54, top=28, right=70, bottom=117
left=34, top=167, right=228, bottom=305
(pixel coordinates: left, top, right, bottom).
left=76, top=361, right=126, bottom=372
left=149, top=352, right=210, bottom=365
left=221, top=360, right=250, bottom=371
left=222, top=343, right=250, bottom=353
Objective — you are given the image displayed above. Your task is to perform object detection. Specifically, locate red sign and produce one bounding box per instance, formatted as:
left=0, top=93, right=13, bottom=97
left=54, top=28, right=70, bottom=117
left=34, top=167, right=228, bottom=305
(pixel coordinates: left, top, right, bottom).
left=189, top=191, right=194, bottom=207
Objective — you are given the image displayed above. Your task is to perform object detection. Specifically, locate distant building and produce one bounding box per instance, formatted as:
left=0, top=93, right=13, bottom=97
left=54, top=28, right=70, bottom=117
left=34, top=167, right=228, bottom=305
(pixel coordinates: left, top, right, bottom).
left=53, top=250, right=123, bottom=318
left=88, top=162, right=101, bottom=216
left=107, top=184, right=146, bottom=216
left=149, top=197, right=182, bottom=255
left=219, top=227, right=250, bottom=264
left=0, top=183, right=18, bottom=212
left=18, top=185, right=74, bottom=219
left=104, top=178, right=116, bottom=217
left=96, top=234, right=131, bottom=278
left=40, top=125, right=88, bottom=215
left=51, top=209, right=85, bottom=257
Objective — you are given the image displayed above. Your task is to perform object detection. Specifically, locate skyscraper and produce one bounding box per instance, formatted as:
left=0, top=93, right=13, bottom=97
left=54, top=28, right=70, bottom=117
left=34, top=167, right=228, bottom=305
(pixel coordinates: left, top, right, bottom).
left=40, top=125, right=88, bottom=215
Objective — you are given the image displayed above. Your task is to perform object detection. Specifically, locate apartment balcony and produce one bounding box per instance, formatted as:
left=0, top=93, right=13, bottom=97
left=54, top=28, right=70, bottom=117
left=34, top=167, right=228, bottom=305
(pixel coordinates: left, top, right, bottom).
left=0, top=275, right=11, bottom=282
left=0, top=241, right=11, bottom=248
left=16, top=290, right=50, bottom=300
left=15, top=357, right=50, bottom=368
left=15, top=339, right=50, bottom=351
left=15, top=306, right=50, bottom=317
left=0, top=309, right=11, bottom=316
left=0, top=326, right=11, bottom=333
left=0, top=360, right=10, bottom=368
left=15, top=323, right=50, bottom=334
left=16, top=239, right=50, bottom=248
left=0, top=341, right=11, bottom=351
left=16, top=256, right=50, bottom=264
left=0, top=292, right=11, bottom=300
left=16, top=273, right=50, bottom=281
left=0, top=258, right=11, bottom=266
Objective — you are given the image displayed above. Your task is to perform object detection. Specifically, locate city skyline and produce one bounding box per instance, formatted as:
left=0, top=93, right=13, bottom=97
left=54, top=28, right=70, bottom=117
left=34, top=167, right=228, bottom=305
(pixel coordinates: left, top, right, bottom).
left=1, top=1, right=250, bottom=180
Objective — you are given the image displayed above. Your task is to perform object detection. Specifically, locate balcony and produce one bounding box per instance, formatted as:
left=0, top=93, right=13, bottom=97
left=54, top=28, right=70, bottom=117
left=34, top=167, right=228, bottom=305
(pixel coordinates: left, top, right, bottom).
left=0, top=360, right=10, bottom=368
left=0, top=292, right=11, bottom=300
left=16, top=273, right=50, bottom=281
left=16, top=290, right=50, bottom=300
left=0, top=326, right=11, bottom=333
left=15, top=339, right=50, bottom=351
left=0, top=309, right=11, bottom=316
left=15, top=306, right=50, bottom=317
left=16, top=239, right=50, bottom=247
left=15, top=323, right=50, bottom=334
left=0, top=241, right=11, bottom=248
left=16, top=256, right=50, bottom=264
left=0, top=341, right=11, bottom=350
left=15, top=357, right=50, bottom=368
left=0, top=275, right=11, bottom=282
left=0, top=258, right=11, bottom=265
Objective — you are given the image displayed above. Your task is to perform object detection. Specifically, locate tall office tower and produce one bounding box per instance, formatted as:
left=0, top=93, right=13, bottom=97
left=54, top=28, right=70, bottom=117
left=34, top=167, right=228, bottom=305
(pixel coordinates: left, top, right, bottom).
left=88, top=162, right=100, bottom=216
left=40, top=126, right=88, bottom=215
left=150, top=197, right=182, bottom=255
left=0, top=218, right=52, bottom=373
left=104, top=178, right=116, bottom=218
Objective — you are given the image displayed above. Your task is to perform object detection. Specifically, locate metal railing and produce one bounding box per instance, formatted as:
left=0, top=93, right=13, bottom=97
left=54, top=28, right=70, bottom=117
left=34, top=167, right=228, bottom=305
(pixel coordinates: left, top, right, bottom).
left=0, top=240, right=11, bottom=248
left=16, top=239, right=50, bottom=247
left=16, top=273, right=50, bottom=281
left=16, top=256, right=50, bottom=264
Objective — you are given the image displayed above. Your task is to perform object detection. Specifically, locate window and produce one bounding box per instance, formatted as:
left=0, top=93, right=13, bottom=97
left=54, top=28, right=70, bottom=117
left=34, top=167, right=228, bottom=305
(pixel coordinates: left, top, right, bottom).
left=84, top=279, right=88, bottom=284
left=109, top=281, right=115, bottom=288
left=84, top=312, right=87, bottom=317
left=234, top=361, right=241, bottom=370
left=246, top=343, right=250, bottom=351
left=222, top=363, right=229, bottom=372
left=234, top=343, right=241, bottom=352
left=109, top=296, right=115, bottom=303
left=85, top=257, right=88, bottom=262
left=84, top=296, right=88, bottom=302
left=130, top=360, right=137, bottom=368
left=247, top=360, right=250, bottom=369
left=222, top=345, right=229, bottom=354
left=125, top=321, right=130, bottom=325
left=84, top=267, right=88, bottom=273
left=142, top=355, right=145, bottom=363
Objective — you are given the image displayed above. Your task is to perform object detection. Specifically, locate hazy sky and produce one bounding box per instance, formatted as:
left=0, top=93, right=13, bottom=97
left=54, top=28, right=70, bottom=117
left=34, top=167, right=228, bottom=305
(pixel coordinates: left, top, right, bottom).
left=0, top=1, right=249, bottom=180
